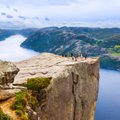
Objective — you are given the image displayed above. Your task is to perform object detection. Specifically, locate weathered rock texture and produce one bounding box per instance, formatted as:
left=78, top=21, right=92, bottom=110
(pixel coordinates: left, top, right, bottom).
left=0, top=89, right=17, bottom=101
left=0, top=60, right=19, bottom=101
left=0, top=60, right=19, bottom=87
left=14, top=53, right=99, bottom=120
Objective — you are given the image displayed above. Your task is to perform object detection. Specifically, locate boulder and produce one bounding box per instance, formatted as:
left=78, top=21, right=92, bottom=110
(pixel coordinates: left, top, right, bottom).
left=0, top=89, right=20, bottom=101
left=0, top=60, right=19, bottom=86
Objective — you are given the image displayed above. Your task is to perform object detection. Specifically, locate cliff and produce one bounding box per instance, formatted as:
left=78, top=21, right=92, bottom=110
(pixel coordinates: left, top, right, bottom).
left=14, top=53, right=99, bottom=120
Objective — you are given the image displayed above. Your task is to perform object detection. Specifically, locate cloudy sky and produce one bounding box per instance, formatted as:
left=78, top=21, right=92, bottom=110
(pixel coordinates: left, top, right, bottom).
left=0, top=0, right=120, bottom=28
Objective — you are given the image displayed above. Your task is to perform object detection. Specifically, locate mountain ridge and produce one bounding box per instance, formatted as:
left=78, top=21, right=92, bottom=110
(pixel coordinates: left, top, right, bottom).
left=20, top=27, right=120, bottom=71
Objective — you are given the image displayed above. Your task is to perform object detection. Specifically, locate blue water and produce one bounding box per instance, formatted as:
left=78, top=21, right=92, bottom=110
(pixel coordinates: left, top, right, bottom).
left=0, top=35, right=39, bottom=62
left=0, top=35, right=120, bottom=120
left=95, top=69, right=120, bottom=120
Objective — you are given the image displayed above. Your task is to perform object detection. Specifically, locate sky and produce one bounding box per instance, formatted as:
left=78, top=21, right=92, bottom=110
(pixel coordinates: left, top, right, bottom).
left=0, top=0, right=120, bottom=28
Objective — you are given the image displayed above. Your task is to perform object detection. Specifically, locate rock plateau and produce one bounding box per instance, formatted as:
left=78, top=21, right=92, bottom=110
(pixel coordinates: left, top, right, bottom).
left=14, top=53, right=99, bottom=120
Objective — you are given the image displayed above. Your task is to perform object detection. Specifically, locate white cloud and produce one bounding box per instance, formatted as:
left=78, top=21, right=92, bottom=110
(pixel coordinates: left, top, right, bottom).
left=0, top=0, right=78, bottom=6
left=0, top=0, right=120, bottom=28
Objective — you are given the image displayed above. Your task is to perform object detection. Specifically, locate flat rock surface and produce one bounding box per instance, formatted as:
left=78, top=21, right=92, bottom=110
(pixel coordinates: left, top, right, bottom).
left=14, top=53, right=99, bottom=85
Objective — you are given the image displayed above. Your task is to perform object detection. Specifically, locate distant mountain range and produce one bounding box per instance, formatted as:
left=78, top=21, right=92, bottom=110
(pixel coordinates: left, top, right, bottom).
left=0, top=27, right=120, bottom=71
left=0, top=28, right=38, bottom=41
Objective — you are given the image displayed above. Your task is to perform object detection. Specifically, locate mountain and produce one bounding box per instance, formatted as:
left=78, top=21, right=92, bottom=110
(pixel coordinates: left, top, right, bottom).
left=0, top=29, right=17, bottom=41
left=21, top=27, right=120, bottom=71
left=0, top=28, right=39, bottom=41
left=21, top=27, right=105, bottom=55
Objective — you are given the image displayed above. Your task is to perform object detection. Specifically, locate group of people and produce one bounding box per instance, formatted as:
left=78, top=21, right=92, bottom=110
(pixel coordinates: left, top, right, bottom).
left=62, top=53, right=87, bottom=61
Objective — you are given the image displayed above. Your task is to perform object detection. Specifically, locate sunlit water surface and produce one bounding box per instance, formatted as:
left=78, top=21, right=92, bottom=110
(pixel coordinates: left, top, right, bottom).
left=0, top=35, right=39, bottom=62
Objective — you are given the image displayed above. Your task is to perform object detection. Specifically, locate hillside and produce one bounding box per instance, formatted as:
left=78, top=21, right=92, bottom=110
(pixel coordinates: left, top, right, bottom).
left=21, top=27, right=120, bottom=71
left=0, top=28, right=38, bottom=41
left=0, top=29, right=16, bottom=41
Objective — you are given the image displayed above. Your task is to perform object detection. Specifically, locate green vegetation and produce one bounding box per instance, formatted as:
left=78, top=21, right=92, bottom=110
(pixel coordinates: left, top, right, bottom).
left=111, top=52, right=120, bottom=57
left=26, top=77, right=51, bottom=92
left=114, top=45, right=120, bottom=53
left=100, top=56, right=120, bottom=70
left=11, top=91, right=28, bottom=120
left=0, top=108, right=12, bottom=120
left=15, top=109, right=23, bottom=117
left=11, top=91, right=27, bottom=113
left=10, top=77, right=51, bottom=119
left=26, top=93, right=38, bottom=110
left=26, top=77, right=51, bottom=105
left=11, top=90, right=38, bottom=120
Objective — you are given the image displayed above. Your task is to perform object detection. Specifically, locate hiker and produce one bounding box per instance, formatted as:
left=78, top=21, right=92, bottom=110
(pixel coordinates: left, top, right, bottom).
left=84, top=53, right=87, bottom=59
left=74, top=54, right=77, bottom=61
left=64, top=54, right=67, bottom=57
left=71, top=53, right=74, bottom=60
left=80, top=53, right=83, bottom=58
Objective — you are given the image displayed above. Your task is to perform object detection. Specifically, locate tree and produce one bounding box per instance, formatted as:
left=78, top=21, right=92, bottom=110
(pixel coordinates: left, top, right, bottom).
left=114, top=45, right=120, bottom=53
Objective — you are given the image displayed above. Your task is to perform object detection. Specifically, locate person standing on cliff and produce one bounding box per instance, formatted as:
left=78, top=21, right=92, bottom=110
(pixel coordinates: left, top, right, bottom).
left=70, top=53, right=74, bottom=60
left=84, top=53, right=87, bottom=59
left=74, top=54, right=77, bottom=61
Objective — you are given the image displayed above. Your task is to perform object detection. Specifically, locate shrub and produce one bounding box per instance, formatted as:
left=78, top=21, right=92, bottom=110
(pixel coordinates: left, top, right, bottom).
left=26, top=77, right=51, bottom=92
left=26, top=94, right=38, bottom=110
left=11, top=91, right=30, bottom=119
left=11, top=91, right=27, bottom=112
left=15, top=110, right=23, bottom=117
left=21, top=114, right=29, bottom=120
left=26, top=77, right=51, bottom=106
left=0, top=108, right=12, bottom=120
left=114, top=45, right=120, bottom=53
left=11, top=78, right=51, bottom=119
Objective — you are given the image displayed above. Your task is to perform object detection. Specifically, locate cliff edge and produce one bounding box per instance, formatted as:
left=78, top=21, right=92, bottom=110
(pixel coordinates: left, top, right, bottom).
left=13, top=53, right=99, bottom=120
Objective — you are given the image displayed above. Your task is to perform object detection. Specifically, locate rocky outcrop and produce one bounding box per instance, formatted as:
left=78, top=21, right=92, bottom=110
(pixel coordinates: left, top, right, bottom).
left=0, top=89, right=20, bottom=101
left=14, top=53, right=99, bottom=120
left=0, top=60, right=19, bottom=101
left=0, top=60, right=19, bottom=87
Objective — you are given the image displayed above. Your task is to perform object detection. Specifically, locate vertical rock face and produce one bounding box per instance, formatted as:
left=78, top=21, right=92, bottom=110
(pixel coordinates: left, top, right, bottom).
left=0, top=60, right=19, bottom=86
left=40, top=57, right=99, bottom=120
left=14, top=53, right=99, bottom=120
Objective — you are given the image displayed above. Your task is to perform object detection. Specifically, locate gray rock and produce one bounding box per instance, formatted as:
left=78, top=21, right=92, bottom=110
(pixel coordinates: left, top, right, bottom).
left=26, top=106, right=37, bottom=120
left=0, top=89, right=20, bottom=101
left=14, top=53, right=99, bottom=120
left=0, top=60, right=19, bottom=86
